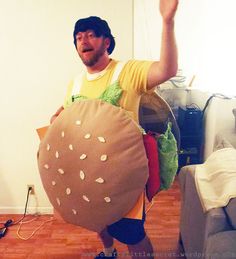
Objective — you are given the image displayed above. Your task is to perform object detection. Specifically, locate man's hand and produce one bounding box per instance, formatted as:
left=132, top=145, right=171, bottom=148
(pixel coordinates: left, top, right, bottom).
left=159, top=0, right=179, bottom=24
left=50, top=106, right=64, bottom=124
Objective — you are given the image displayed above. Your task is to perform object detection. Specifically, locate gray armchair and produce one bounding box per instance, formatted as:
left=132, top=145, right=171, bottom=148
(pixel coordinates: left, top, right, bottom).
left=178, top=165, right=236, bottom=259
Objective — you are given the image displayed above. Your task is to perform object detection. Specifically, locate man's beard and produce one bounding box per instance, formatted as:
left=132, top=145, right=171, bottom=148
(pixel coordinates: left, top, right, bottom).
left=79, top=41, right=107, bottom=67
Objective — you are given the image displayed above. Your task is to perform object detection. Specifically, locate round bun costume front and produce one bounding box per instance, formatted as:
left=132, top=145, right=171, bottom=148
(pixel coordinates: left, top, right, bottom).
left=37, top=99, right=149, bottom=232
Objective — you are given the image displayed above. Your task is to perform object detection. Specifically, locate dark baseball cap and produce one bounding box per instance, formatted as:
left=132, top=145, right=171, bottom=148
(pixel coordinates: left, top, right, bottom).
left=73, top=16, right=115, bottom=54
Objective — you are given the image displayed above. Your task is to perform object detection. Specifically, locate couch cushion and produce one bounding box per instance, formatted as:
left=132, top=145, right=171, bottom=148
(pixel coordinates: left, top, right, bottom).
left=225, top=198, right=236, bottom=229
left=206, top=231, right=236, bottom=258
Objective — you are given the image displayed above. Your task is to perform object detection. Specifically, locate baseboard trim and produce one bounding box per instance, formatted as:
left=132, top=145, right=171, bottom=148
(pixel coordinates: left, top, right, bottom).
left=0, top=206, right=53, bottom=214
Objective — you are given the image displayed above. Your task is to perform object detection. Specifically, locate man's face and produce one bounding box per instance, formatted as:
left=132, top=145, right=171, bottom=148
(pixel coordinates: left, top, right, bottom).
left=75, top=30, right=109, bottom=67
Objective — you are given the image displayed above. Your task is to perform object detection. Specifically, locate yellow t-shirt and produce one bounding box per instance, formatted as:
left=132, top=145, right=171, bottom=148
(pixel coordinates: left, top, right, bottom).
left=64, top=59, right=154, bottom=219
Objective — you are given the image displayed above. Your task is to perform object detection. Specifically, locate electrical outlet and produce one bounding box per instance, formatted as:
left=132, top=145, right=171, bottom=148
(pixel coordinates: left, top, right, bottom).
left=27, top=184, right=35, bottom=195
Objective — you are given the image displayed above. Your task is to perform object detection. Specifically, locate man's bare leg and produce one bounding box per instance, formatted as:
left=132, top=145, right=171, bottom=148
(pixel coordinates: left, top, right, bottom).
left=97, top=228, right=116, bottom=257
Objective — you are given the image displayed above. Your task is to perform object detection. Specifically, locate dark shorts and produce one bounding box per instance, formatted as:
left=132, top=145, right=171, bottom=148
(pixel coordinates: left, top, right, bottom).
left=107, top=212, right=146, bottom=245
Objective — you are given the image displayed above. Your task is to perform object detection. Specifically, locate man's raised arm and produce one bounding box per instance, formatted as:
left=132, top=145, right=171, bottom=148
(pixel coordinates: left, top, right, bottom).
left=147, top=0, right=179, bottom=90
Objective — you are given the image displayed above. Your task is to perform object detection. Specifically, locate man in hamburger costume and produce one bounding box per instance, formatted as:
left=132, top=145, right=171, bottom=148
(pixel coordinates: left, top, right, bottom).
left=38, top=1, right=179, bottom=258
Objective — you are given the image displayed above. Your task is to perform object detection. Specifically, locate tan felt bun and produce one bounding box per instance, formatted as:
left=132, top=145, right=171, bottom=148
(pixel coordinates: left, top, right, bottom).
left=38, top=99, right=148, bottom=232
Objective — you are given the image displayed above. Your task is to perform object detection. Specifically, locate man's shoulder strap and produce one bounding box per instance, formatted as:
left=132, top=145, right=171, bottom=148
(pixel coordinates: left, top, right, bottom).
left=71, top=71, right=85, bottom=96
left=110, top=61, right=127, bottom=85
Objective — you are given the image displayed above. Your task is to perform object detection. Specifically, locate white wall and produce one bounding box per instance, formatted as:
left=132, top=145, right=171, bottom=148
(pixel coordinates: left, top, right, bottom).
left=203, top=97, right=236, bottom=160
left=0, top=0, right=133, bottom=214
left=133, top=0, right=205, bottom=79
left=133, top=0, right=162, bottom=60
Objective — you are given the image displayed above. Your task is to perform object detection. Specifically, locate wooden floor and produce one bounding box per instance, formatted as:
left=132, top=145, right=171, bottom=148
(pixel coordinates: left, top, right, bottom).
left=0, top=178, right=184, bottom=259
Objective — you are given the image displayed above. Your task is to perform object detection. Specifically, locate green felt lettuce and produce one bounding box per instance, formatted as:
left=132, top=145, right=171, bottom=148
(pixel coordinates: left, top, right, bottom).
left=71, top=81, right=122, bottom=106
left=158, top=122, right=178, bottom=190
left=98, top=81, right=123, bottom=106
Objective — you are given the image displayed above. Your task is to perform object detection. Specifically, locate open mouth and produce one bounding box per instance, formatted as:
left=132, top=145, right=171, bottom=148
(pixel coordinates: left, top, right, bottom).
left=82, top=48, right=94, bottom=53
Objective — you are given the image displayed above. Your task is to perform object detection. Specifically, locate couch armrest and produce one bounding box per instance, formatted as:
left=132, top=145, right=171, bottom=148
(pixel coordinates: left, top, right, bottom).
left=178, top=165, right=197, bottom=203
left=178, top=165, right=232, bottom=257
left=205, top=207, right=231, bottom=239
left=179, top=165, right=231, bottom=236
left=178, top=165, right=206, bottom=255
